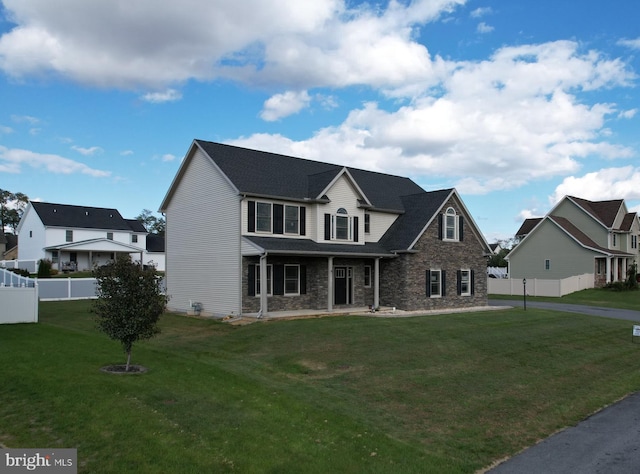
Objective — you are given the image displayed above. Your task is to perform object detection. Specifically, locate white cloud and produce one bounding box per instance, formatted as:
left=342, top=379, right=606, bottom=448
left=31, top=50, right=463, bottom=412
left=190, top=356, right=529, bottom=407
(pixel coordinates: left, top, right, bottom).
left=618, top=109, right=637, bottom=119
left=141, top=88, right=182, bottom=103
left=232, top=40, right=635, bottom=195
left=120, top=150, right=134, bottom=156
left=470, top=7, right=492, bottom=18
left=477, top=22, right=494, bottom=34
left=618, top=38, right=640, bottom=49
left=0, top=0, right=464, bottom=96
left=550, top=166, right=640, bottom=204
left=11, top=114, right=39, bottom=124
left=161, top=153, right=176, bottom=162
left=71, top=145, right=103, bottom=156
left=260, top=90, right=311, bottom=121
left=0, top=146, right=111, bottom=177
left=0, top=125, right=14, bottom=134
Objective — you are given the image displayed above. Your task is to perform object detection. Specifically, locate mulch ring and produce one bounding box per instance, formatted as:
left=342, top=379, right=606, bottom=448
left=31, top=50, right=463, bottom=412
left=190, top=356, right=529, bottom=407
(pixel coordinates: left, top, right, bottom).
left=100, top=364, right=148, bottom=375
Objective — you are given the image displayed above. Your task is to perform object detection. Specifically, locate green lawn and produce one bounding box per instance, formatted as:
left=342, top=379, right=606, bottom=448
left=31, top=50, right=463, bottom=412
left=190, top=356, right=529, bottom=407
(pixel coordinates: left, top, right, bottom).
left=490, top=287, right=640, bottom=310
left=2, top=300, right=640, bottom=473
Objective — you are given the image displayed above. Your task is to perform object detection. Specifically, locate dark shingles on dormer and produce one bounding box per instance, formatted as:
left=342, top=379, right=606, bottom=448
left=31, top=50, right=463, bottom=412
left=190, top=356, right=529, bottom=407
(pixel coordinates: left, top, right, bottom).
left=569, top=196, right=624, bottom=228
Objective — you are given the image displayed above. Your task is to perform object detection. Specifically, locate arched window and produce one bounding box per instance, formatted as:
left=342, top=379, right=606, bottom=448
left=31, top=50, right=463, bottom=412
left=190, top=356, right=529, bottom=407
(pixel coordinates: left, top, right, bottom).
left=445, top=207, right=457, bottom=241
left=335, top=208, right=349, bottom=239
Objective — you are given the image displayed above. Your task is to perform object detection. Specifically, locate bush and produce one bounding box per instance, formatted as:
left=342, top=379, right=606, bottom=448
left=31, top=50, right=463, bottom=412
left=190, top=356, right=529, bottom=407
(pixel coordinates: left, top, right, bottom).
left=37, top=259, right=52, bottom=278
left=8, top=267, right=31, bottom=277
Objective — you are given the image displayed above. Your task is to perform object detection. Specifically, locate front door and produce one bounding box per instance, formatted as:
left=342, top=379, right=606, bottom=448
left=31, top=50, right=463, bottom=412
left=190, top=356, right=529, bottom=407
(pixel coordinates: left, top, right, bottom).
left=334, top=266, right=353, bottom=305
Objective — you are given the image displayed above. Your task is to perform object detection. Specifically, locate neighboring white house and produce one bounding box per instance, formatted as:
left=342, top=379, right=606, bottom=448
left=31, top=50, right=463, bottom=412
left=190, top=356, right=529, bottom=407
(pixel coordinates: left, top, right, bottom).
left=17, top=201, right=164, bottom=271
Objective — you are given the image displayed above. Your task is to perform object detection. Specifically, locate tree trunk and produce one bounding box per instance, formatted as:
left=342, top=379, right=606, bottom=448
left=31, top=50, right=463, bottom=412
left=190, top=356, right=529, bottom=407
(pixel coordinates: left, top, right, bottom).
left=125, top=350, right=132, bottom=372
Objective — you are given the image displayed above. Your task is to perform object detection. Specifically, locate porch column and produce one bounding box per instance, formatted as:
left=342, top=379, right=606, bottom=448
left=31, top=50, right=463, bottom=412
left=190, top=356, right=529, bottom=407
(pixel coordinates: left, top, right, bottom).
left=327, top=257, right=334, bottom=312
left=613, top=258, right=619, bottom=282
left=373, top=257, right=380, bottom=309
left=259, top=254, right=268, bottom=316
left=606, top=257, right=612, bottom=283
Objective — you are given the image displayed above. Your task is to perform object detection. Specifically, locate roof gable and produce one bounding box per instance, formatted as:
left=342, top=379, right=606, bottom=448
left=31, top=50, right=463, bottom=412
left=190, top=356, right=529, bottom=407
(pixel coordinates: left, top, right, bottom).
left=567, top=196, right=624, bottom=228
left=191, top=140, right=424, bottom=212
left=515, top=218, right=543, bottom=238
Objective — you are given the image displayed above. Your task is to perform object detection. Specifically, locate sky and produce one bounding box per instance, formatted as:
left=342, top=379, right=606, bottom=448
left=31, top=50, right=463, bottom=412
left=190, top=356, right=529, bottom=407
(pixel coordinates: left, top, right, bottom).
left=1, top=0, right=639, bottom=244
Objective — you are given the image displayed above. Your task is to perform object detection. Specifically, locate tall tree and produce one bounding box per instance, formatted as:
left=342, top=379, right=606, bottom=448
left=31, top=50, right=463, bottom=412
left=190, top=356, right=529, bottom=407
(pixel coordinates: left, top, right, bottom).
left=136, top=209, right=165, bottom=234
left=93, top=254, right=168, bottom=371
left=0, top=189, right=29, bottom=233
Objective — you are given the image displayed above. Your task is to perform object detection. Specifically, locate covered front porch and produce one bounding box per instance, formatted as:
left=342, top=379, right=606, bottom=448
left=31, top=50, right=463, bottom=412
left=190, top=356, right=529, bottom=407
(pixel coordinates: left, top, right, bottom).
left=44, top=238, right=145, bottom=272
left=242, top=236, right=394, bottom=317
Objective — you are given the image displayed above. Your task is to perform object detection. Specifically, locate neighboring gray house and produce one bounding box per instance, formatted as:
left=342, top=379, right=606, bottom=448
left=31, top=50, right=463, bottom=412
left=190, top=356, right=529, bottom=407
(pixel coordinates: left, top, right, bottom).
left=509, top=196, right=639, bottom=286
left=17, top=202, right=157, bottom=271
left=160, top=140, right=492, bottom=317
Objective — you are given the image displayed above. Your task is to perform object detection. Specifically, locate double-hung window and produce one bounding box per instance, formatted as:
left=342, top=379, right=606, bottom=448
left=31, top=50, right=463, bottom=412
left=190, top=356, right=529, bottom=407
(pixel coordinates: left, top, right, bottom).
left=364, top=265, right=372, bottom=287
left=458, top=270, right=471, bottom=296
left=284, top=205, right=299, bottom=234
left=284, top=265, right=300, bottom=295
left=65, top=230, right=73, bottom=242
left=325, top=208, right=358, bottom=242
left=429, top=269, right=442, bottom=297
left=256, top=202, right=272, bottom=232
left=335, top=209, right=350, bottom=240
left=254, top=264, right=273, bottom=296
left=445, top=207, right=458, bottom=241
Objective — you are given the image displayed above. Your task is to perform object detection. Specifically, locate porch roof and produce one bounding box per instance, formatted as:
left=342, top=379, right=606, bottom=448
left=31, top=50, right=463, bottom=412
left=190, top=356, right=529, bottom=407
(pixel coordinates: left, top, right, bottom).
left=44, top=238, right=145, bottom=253
left=243, top=236, right=394, bottom=258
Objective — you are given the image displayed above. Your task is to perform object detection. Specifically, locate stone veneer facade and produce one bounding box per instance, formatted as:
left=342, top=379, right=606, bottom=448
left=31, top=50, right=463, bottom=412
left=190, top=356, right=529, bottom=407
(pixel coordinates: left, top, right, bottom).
left=242, top=197, right=488, bottom=314
left=379, top=197, right=488, bottom=311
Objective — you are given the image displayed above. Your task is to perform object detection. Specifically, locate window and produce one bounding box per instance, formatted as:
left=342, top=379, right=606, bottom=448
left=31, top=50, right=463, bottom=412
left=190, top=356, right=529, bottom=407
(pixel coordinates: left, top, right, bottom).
left=107, top=232, right=113, bottom=240
left=613, top=233, right=617, bottom=247
left=429, top=269, right=442, bottom=297
left=335, top=208, right=349, bottom=240
left=256, top=202, right=272, bottom=232
left=132, top=235, right=138, bottom=243
left=445, top=207, right=457, bottom=241
left=254, top=264, right=273, bottom=296
left=29, top=230, right=33, bottom=238
left=596, top=259, right=604, bottom=275
left=284, top=205, right=299, bottom=234
left=364, top=265, right=372, bottom=287
left=458, top=270, right=471, bottom=296
left=545, top=259, right=551, bottom=270
left=65, top=230, right=73, bottom=242
left=632, top=235, right=638, bottom=249
left=284, top=265, right=300, bottom=295
left=51, top=250, right=59, bottom=264
left=364, top=213, right=371, bottom=234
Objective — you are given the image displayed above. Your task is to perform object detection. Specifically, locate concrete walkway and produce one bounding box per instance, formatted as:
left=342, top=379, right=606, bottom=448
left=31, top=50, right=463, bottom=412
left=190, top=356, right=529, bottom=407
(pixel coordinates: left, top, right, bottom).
left=487, top=299, right=640, bottom=473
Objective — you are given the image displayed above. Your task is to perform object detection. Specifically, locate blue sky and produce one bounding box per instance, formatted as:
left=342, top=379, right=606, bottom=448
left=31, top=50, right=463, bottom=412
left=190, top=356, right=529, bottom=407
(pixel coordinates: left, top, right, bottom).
left=1, top=0, right=639, bottom=243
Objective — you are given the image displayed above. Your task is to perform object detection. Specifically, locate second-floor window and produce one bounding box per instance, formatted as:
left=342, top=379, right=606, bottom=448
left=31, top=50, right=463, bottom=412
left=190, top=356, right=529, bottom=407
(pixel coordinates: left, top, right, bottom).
left=632, top=235, right=638, bottom=249
left=256, top=202, right=272, bottom=232
left=439, top=207, right=463, bottom=242
left=65, top=230, right=73, bottom=242
left=107, top=232, right=113, bottom=240
left=132, top=235, right=138, bottom=243
left=248, top=200, right=305, bottom=236
left=325, top=208, right=359, bottom=242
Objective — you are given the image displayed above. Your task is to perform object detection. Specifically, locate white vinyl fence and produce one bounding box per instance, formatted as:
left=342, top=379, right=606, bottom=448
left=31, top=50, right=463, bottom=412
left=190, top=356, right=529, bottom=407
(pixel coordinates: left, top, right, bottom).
left=0, top=286, right=38, bottom=323
left=0, top=267, right=98, bottom=301
left=488, top=273, right=594, bottom=297
left=0, top=259, right=38, bottom=273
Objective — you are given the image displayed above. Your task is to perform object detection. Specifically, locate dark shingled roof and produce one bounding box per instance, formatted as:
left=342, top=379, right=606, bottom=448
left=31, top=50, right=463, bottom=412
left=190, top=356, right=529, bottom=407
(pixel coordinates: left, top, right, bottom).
left=146, top=234, right=165, bottom=253
left=379, top=189, right=453, bottom=251
left=31, top=202, right=143, bottom=232
left=515, top=218, right=543, bottom=238
left=195, top=140, right=425, bottom=212
left=244, top=236, right=393, bottom=257
left=569, top=196, right=624, bottom=228
left=620, top=212, right=637, bottom=232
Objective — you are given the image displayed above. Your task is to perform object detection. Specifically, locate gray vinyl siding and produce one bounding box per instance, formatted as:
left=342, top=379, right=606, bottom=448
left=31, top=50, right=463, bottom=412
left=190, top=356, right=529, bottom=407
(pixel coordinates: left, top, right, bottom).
left=509, top=220, right=597, bottom=280
left=165, top=148, right=241, bottom=316
left=552, top=200, right=608, bottom=247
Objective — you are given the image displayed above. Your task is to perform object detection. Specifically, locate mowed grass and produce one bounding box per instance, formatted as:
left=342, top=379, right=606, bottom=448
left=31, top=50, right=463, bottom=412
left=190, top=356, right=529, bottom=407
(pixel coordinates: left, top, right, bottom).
left=2, top=299, right=640, bottom=473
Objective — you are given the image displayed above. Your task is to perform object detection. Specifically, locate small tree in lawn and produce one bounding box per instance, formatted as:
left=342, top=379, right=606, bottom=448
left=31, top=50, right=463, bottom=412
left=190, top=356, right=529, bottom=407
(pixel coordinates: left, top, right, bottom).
left=93, top=255, right=168, bottom=372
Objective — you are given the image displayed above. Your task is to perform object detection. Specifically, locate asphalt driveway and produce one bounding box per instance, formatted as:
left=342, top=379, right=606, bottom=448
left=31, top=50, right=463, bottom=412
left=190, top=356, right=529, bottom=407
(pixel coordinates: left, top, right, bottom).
left=487, top=299, right=640, bottom=473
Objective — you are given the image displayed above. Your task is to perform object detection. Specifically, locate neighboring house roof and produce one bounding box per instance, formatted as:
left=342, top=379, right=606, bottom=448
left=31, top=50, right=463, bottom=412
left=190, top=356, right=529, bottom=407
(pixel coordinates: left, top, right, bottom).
left=125, top=219, right=148, bottom=233
left=5, top=233, right=17, bottom=250
left=568, top=196, right=624, bottom=229
left=146, top=234, right=165, bottom=253
left=620, top=212, right=637, bottom=232
left=192, top=140, right=425, bottom=212
left=515, top=218, right=543, bottom=238
left=30, top=202, right=143, bottom=232
left=549, top=216, right=630, bottom=256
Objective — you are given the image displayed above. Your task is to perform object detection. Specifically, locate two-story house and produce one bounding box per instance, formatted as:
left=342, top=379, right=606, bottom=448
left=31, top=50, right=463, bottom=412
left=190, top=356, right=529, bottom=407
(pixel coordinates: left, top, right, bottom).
left=160, top=140, right=492, bottom=317
left=17, top=202, right=149, bottom=271
left=508, top=196, right=639, bottom=286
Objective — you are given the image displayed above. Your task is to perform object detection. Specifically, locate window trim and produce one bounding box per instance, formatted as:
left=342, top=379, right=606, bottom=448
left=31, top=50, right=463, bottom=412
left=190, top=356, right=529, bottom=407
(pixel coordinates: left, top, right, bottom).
left=429, top=269, right=442, bottom=298
left=284, top=205, right=300, bottom=235
left=364, top=265, right=372, bottom=288
left=544, top=259, right=551, bottom=270
left=444, top=207, right=458, bottom=241
left=254, top=264, right=273, bottom=297
left=65, top=230, right=73, bottom=242
left=284, top=264, right=300, bottom=295
left=255, top=201, right=273, bottom=233
left=364, top=213, right=371, bottom=234
left=459, top=269, right=471, bottom=296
